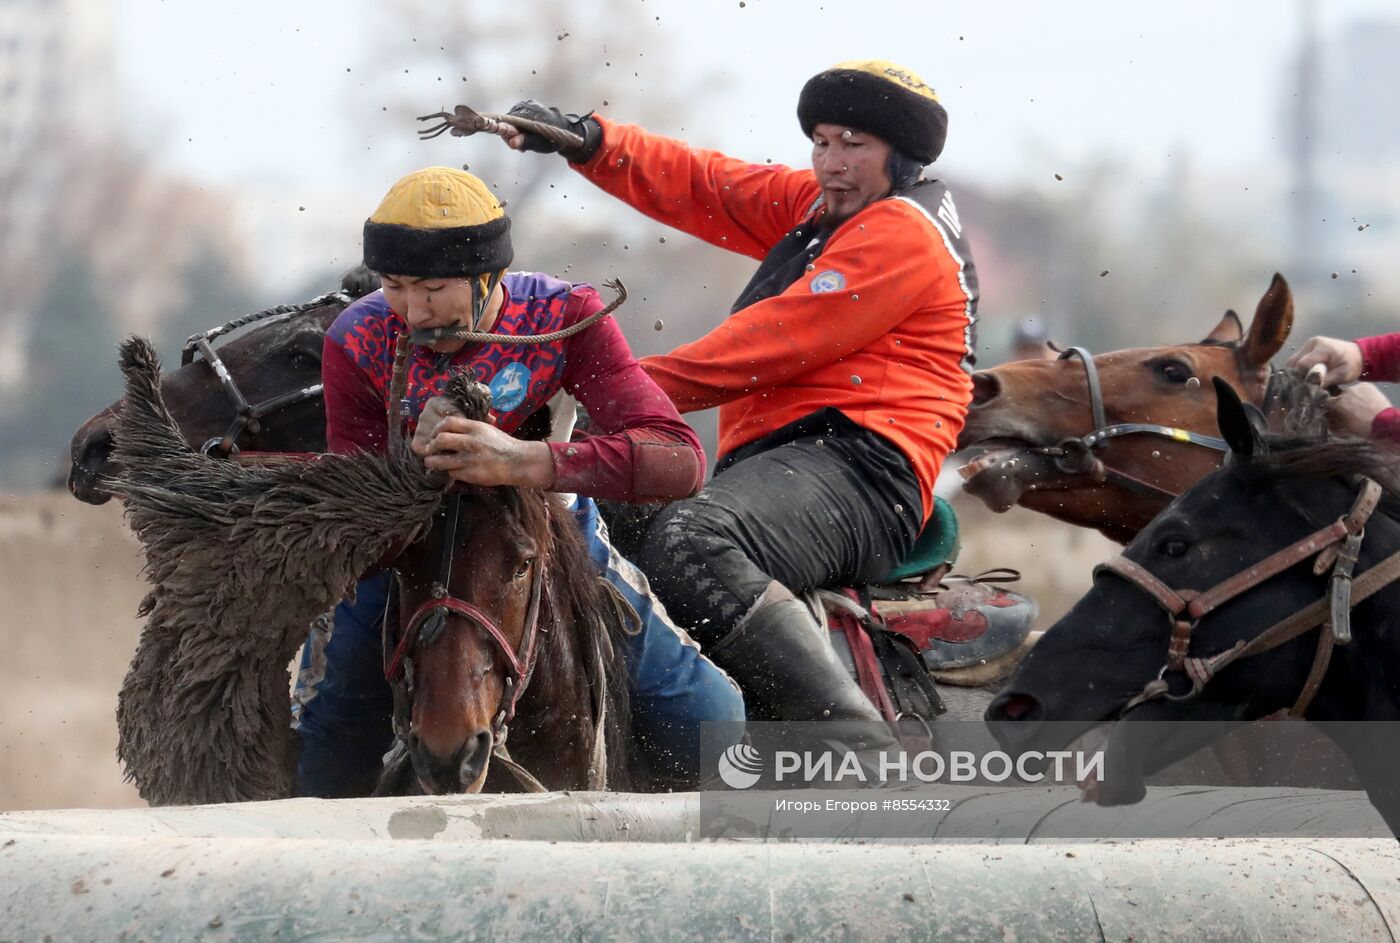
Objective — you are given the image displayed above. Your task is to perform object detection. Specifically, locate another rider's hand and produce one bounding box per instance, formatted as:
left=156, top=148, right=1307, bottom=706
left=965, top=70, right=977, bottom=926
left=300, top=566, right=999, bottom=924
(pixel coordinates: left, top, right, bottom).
left=414, top=415, right=557, bottom=490
left=1328, top=382, right=1394, bottom=438
left=503, top=100, right=603, bottom=163
left=1287, top=335, right=1365, bottom=386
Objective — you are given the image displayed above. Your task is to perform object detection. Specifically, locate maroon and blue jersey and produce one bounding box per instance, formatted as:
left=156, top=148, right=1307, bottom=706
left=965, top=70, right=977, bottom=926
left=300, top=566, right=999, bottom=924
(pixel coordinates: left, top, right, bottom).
left=329, top=272, right=574, bottom=434
left=322, top=272, right=705, bottom=502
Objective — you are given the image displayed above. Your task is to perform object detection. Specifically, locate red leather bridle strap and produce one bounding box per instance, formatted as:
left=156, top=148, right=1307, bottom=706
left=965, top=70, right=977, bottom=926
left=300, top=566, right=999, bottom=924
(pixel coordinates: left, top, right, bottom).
left=388, top=598, right=525, bottom=683
left=385, top=561, right=546, bottom=733
left=1095, top=479, right=1382, bottom=670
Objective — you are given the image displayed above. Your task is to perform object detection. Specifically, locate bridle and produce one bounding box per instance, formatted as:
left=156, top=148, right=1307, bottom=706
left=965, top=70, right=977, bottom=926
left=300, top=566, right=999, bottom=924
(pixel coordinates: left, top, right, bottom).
left=382, top=492, right=546, bottom=749
left=375, top=279, right=631, bottom=793
left=179, top=290, right=349, bottom=457
left=1097, top=477, right=1400, bottom=717
left=379, top=490, right=620, bottom=793
left=1048, top=345, right=1231, bottom=505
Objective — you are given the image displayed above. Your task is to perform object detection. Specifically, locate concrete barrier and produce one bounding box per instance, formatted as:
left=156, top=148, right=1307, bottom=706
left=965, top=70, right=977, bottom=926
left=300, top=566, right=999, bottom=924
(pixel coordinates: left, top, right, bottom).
left=2, top=790, right=1397, bottom=941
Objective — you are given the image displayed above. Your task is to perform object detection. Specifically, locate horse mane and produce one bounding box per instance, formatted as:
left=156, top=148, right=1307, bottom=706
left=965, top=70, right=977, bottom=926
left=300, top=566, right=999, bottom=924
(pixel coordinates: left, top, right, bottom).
left=534, top=494, right=636, bottom=786
left=1238, top=411, right=1400, bottom=527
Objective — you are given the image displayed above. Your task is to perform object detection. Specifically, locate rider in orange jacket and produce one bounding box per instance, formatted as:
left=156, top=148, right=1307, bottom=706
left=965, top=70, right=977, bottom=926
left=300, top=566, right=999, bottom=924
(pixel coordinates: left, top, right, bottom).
left=489, top=61, right=978, bottom=733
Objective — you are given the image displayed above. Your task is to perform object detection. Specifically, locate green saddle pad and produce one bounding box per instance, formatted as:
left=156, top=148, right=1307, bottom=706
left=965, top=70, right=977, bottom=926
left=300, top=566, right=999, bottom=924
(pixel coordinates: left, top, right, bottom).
left=886, top=495, right=960, bottom=582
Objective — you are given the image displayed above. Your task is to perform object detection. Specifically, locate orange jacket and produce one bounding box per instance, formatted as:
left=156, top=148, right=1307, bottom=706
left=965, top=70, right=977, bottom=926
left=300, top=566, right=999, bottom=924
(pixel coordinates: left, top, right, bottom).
left=574, top=117, right=978, bottom=522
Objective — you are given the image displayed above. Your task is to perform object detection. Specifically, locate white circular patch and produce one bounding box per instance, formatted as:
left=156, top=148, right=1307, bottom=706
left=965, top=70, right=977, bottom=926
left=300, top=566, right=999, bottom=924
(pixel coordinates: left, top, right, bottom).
left=809, top=270, right=847, bottom=293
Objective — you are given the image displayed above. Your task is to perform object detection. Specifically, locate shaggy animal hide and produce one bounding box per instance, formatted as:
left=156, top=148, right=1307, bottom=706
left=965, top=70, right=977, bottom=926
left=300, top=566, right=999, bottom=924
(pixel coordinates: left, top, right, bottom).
left=109, top=336, right=453, bottom=804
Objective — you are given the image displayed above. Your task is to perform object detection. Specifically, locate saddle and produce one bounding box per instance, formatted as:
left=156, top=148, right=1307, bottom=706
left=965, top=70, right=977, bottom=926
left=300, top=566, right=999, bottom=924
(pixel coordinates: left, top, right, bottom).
left=809, top=497, right=1038, bottom=732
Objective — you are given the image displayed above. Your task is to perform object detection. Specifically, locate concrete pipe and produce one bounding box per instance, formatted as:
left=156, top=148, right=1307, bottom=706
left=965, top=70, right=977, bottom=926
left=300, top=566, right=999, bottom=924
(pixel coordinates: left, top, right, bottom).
left=1, top=790, right=1397, bottom=941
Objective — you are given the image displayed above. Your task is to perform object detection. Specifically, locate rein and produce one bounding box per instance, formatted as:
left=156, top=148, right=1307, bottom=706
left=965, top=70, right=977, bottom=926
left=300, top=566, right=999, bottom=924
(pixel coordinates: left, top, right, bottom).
left=406, top=278, right=627, bottom=347
left=1098, top=478, right=1400, bottom=717
left=179, top=289, right=350, bottom=457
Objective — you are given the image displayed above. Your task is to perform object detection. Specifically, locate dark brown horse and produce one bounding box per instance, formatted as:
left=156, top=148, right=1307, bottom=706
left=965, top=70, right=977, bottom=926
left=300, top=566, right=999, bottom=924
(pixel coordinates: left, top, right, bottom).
left=958, top=274, right=1302, bottom=543
left=67, top=268, right=377, bottom=504
left=369, top=377, right=638, bottom=795
left=376, top=480, right=639, bottom=795
left=988, top=380, right=1400, bottom=834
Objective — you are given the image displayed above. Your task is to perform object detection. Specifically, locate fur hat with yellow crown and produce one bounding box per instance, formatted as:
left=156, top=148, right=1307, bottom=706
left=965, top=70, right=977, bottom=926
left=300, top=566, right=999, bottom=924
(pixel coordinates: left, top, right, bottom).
left=797, top=60, right=948, bottom=165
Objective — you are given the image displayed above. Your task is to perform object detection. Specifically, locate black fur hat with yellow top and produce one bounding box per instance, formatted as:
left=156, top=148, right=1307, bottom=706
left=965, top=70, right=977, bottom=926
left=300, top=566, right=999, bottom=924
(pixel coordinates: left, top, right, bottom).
left=362, top=167, right=513, bottom=279
left=797, top=60, right=948, bottom=164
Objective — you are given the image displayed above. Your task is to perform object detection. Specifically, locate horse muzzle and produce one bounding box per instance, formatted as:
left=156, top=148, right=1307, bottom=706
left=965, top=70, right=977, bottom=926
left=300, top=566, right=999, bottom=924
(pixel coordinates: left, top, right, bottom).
left=409, top=729, right=493, bottom=794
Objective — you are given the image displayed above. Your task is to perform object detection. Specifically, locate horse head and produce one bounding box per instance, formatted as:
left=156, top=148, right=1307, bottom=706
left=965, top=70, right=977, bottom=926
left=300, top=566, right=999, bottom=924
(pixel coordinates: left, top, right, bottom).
left=958, top=274, right=1296, bottom=542
left=67, top=268, right=379, bottom=504
left=380, top=377, right=632, bottom=796
left=389, top=486, right=553, bottom=793
left=986, top=378, right=1400, bottom=816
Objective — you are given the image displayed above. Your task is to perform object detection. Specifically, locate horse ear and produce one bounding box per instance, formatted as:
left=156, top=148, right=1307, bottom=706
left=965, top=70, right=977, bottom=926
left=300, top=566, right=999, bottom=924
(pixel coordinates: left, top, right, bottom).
left=1239, top=273, right=1294, bottom=370
left=1214, top=376, right=1261, bottom=458
left=1202, top=309, right=1244, bottom=344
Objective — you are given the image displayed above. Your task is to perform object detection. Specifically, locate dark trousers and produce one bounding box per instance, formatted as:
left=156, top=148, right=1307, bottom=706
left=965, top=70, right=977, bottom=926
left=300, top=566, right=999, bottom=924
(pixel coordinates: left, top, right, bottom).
left=636, top=409, right=922, bottom=646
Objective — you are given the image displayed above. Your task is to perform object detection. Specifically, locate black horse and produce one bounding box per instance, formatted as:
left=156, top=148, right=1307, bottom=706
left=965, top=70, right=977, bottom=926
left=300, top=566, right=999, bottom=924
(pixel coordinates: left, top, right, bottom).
left=988, top=377, right=1400, bottom=834
left=66, top=267, right=377, bottom=504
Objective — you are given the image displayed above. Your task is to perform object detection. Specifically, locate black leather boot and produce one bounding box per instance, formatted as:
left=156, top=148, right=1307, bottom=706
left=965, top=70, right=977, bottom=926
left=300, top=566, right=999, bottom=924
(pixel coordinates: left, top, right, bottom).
left=710, top=581, right=899, bottom=758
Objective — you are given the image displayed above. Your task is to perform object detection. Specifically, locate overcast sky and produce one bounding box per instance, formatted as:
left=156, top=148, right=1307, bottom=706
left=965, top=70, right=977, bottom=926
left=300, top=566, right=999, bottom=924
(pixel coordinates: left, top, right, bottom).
left=113, top=0, right=1400, bottom=194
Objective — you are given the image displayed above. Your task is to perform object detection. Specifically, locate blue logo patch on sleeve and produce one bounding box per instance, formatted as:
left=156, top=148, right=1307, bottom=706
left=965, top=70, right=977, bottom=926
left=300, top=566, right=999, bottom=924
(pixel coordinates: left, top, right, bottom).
left=488, top=362, right=533, bottom=413
left=810, top=270, right=847, bottom=293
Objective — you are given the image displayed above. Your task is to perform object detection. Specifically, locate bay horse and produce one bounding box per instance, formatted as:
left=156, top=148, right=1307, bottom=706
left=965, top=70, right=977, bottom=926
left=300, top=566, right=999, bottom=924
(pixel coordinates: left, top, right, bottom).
left=372, top=377, right=641, bottom=795
left=987, top=378, right=1400, bottom=834
left=66, top=266, right=378, bottom=505
left=958, top=274, right=1304, bottom=543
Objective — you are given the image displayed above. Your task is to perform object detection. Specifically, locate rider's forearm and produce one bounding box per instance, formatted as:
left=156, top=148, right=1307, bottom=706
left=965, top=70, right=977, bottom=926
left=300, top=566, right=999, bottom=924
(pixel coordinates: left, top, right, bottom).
left=1358, top=334, right=1400, bottom=383
left=1372, top=407, right=1400, bottom=442
left=512, top=440, right=558, bottom=490
left=553, top=292, right=705, bottom=501
left=552, top=430, right=703, bottom=502
left=572, top=116, right=819, bottom=260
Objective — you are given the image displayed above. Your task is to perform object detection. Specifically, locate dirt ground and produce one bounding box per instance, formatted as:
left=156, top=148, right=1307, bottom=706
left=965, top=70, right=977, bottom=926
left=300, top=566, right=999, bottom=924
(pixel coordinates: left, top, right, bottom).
left=0, top=489, right=1115, bottom=812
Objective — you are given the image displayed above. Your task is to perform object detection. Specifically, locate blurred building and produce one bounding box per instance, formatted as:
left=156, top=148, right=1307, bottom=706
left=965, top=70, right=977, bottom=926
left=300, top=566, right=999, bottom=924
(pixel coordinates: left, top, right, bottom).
left=0, top=0, right=117, bottom=385
left=0, top=0, right=263, bottom=398
left=1320, top=16, right=1400, bottom=304
left=1275, top=9, right=1400, bottom=309
left=0, top=0, right=116, bottom=157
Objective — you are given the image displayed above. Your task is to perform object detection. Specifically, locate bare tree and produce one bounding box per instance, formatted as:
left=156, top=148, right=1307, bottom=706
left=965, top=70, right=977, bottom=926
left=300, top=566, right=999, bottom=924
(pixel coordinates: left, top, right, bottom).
left=358, top=0, right=717, bottom=217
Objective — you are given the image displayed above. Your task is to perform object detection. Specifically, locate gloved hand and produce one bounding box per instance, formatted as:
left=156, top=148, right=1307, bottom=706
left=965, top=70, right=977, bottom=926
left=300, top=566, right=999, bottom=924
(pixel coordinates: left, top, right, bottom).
left=504, top=100, right=603, bottom=164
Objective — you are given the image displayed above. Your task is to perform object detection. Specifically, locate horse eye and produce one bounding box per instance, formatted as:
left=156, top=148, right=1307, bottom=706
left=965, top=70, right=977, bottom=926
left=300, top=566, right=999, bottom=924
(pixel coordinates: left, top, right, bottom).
left=1155, top=360, right=1193, bottom=384
left=513, top=558, right=535, bottom=580
left=288, top=344, right=321, bottom=369
left=1157, top=537, right=1190, bottom=558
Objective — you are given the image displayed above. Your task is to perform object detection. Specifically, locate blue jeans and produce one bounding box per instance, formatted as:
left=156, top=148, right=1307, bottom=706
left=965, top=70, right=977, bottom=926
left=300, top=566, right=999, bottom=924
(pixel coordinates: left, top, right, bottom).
left=293, top=496, right=744, bottom=797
